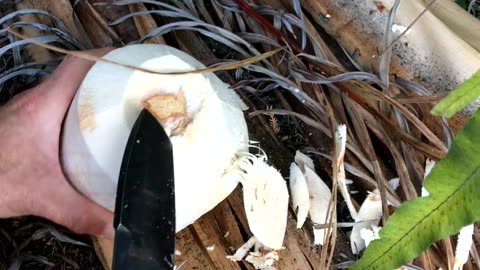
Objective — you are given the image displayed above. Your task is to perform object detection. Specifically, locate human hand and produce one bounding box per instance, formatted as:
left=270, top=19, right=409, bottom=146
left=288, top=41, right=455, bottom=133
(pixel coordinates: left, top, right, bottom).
left=0, top=48, right=115, bottom=239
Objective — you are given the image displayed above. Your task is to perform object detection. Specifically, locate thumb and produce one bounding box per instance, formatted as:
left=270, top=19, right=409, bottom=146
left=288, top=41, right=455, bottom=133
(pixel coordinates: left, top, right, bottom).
left=38, top=175, right=115, bottom=239
left=39, top=48, right=114, bottom=120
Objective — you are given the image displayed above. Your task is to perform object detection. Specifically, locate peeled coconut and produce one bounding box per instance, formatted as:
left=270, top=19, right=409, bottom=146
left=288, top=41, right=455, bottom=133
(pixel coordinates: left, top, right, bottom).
left=60, top=44, right=288, bottom=249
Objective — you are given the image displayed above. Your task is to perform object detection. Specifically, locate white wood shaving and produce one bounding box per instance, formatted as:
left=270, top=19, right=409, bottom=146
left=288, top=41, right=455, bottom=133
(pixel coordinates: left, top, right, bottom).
left=206, top=245, right=215, bottom=252
left=226, top=237, right=262, bottom=261
left=245, top=251, right=279, bottom=269
left=226, top=237, right=280, bottom=269
left=174, top=260, right=187, bottom=270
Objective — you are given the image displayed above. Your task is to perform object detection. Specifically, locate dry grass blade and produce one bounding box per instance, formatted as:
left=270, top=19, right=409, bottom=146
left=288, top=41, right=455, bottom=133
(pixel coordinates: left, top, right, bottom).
left=356, top=83, right=448, bottom=154
left=335, top=125, right=358, bottom=219
left=305, top=149, right=376, bottom=184
left=7, top=28, right=282, bottom=76
left=343, top=99, right=394, bottom=223
left=313, top=82, right=339, bottom=269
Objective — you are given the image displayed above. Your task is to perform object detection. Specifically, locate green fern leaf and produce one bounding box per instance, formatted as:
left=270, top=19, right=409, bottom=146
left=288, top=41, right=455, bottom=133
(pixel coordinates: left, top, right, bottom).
left=350, top=110, right=480, bottom=270
left=431, top=70, right=480, bottom=118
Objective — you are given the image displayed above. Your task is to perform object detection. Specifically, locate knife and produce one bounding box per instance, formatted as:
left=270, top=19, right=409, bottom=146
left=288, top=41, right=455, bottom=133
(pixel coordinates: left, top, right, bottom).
left=112, top=109, right=176, bottom=270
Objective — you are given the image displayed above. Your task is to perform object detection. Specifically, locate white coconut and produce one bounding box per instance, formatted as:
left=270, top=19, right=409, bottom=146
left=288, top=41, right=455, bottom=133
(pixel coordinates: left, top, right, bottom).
left=60, top=44, right=288, bottom=247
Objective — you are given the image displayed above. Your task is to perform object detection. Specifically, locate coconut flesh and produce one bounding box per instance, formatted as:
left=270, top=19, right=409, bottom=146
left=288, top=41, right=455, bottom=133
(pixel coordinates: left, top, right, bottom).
left=60, top=44, right=289, bottom=250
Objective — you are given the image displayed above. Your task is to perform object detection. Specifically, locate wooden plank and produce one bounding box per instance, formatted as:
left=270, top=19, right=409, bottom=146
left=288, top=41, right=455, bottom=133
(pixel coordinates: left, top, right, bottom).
left=227, top=189, right=315, bottom=269
left=275, top=222, right=317, bottom=270
left=90, top=0, right=139, bottom=44
left=127, top=3, right=165, bottom=45
left=211, top=198, right=247, bottom=251
left=211, top=202, right=256, bottom=270
left=191, top=216, right=243, bottom=270
left=73, top=0, right=113, bottom=47
left=175, top=227, right=215, bottom=270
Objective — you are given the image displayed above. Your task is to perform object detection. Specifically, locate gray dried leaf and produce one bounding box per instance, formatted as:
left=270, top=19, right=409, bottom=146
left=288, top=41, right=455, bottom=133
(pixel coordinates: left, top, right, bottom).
left=293, top=0, right=307, bottom=49
left=379, top=0, right=400, bottom=88
left=0, top=69, right=50, bottom=87
left=54, top=253, right=80, bottom=269
left=0, top=35, right=63, bottom=59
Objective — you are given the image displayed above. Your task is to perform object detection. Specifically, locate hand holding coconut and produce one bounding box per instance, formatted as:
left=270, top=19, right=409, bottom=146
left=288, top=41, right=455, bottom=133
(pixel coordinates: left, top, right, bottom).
left=0, top=48, right=114, bottom=239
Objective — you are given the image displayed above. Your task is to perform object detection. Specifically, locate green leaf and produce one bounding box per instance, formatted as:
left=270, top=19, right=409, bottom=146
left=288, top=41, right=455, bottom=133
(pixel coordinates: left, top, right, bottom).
left=431, top=70, right=480, bottom=118
left=350, top=110, right=480, bottom=270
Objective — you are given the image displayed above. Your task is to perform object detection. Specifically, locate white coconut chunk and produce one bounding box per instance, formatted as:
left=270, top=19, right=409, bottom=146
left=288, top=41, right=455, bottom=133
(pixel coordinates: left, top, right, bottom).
left=245, top=251, right=280, bottom=270
left=289, top=162, right=310, bottom=228
left=313, top=226, right=330, bottom=246
left=424, top=159, right=436, bottom=179
left=304, top=166, right=334, bottom=246
left=360, top=228, right=375, bottom=248
left=350, top=178, right=400, bottom=254
left=453, top=224, right=474, bottom=270
left=350, top=190, right=382, bottom=254
left=236, top=155, right=289, bottom=250
left=360, top=225, right=382, bottom=248
left=294, top=150, right=315, bottom=171
left=388, top=178, right=400, bottom=191
left=422, top=160, right=436, bottom=197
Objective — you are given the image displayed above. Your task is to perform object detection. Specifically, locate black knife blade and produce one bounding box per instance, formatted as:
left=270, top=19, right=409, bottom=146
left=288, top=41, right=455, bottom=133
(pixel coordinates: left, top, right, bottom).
left=112, top=109, right=176, bottom=270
